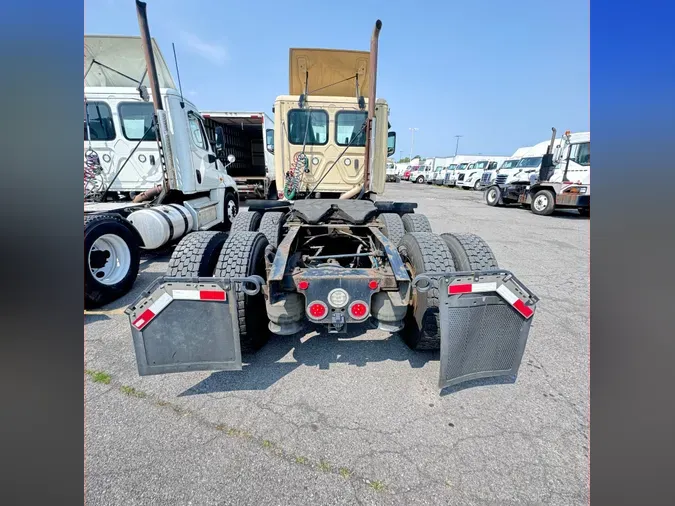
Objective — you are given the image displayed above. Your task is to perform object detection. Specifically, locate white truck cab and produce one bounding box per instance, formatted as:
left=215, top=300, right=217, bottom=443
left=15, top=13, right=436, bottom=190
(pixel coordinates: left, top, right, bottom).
left=459, top=157, right=507, bottom=190
left=410, top=161, right=434, bottom=183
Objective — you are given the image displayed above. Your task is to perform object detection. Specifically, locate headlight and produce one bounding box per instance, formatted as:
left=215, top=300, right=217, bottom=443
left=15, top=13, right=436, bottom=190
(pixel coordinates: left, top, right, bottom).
left=327, top=288, right=349, bottom=308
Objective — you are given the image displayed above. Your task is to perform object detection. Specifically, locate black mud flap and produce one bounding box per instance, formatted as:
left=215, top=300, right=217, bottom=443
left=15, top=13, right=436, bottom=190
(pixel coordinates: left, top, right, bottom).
left=413, top=271, right=539, bottom=389
left=124, top=275, right=264, bottom=376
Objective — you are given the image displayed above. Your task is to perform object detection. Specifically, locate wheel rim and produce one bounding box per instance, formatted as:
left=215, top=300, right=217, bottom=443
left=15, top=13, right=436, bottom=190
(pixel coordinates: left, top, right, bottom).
left=474, top=181, right=480, bottom=190
left=227, top=199, right=237, bottom=220
left=88, top=234, right=131, bottom=285
left=533, top=194, right=549, bottom=212
left=487, top=188, right=497, bottom=203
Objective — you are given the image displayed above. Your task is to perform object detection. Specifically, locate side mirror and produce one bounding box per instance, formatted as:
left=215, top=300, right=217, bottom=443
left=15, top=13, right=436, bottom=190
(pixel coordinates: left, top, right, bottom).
left=215, top=126, right=225, bottom=157
left=265, top=129, right=275, bottom=154
left=387, top=131, right=396, bottom=156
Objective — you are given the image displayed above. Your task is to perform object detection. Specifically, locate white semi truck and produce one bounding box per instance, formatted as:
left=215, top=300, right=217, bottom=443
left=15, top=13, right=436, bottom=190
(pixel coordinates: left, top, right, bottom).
left=124, top=17, right=541, bottom=391
left=484, top=129, right=590, bottom=216
left=84, top=6, right=240, bottom=308
left=443, top=155, right=484, bottom=186
left=479, top=146, right=531, bottom=187
left=458, top=156, right=508, bottom=190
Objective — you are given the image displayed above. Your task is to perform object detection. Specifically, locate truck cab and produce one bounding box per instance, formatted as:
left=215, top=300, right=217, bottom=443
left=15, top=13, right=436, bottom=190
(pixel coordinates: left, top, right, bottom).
left=459, top=159, right=500, bottom=190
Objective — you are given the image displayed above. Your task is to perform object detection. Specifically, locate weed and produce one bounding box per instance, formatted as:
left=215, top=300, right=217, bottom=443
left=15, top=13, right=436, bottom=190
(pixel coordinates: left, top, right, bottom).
left=85, top=369, right=111, bottom=385
left=120, top=385, right=146, bottom=398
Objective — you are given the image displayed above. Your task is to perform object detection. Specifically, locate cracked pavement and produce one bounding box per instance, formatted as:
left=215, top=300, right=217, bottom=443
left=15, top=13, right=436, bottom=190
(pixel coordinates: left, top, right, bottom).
left=85, top=182, right=590, bottom=505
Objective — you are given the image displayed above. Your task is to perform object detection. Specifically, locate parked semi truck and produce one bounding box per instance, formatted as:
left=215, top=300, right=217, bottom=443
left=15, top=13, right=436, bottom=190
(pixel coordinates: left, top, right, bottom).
left=458, top=156, right=508, bottom=190
left=479, top=146, right=530, bottom=187
left=126, top=17, right=539, bottom=390
left=202, top=112, right=276, bottom=200
left=484, top=128, right=590, bottom=216
left=443, top=155, right=483, bottom=186
left=83, top=5, right=240, bottom=308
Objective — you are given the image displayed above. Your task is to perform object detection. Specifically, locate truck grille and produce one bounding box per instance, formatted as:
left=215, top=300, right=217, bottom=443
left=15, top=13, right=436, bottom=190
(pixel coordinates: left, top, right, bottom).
left=444, top=174, right=451, bottom=184
left=457, top=174, right=465, bottom=182
left=481, top=172, right=492, bottom=184
left=496, top=174, right=508, bottom=184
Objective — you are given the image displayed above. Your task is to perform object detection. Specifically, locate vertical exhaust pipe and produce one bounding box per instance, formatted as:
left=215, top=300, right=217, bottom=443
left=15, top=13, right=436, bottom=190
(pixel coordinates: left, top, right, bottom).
left=136, top=1, right=163, bottom=112
left=136, top=0, right=170, bottom=201
left=361, top=19, right=382, bottom=196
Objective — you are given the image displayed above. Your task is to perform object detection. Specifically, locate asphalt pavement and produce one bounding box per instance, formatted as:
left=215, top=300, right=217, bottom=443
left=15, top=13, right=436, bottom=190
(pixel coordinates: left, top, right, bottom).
left=85, top=181, right=590, bottom=505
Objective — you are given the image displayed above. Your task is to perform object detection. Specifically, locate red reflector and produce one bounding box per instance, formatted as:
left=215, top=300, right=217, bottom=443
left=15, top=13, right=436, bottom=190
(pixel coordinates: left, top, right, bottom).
left=308, top=302, right=327, bottom=319
left=513, top=299, right=534, bottom=319
left=200, top=290, right=225, bottom=301
left=132, top=308, right=155, bottom=330
left=368, top=280, right=379, bottom=290
left=449, top=283, right=472, bottom=294
left=349, top=302, right=368, bottom=320
left=298, top=280, right=310, bottom=290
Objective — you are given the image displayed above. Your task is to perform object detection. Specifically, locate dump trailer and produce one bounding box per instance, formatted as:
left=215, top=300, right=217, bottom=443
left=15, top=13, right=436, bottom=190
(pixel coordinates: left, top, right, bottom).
left=83, top=3, right=240, bottom=308
left=126, top=20, right=539, bottom=390
left=202, top=112, right=276, bottom=200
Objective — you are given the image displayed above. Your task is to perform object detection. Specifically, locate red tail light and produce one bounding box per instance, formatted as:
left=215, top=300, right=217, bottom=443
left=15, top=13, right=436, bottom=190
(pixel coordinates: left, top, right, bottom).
left=298, top=280, right=309, bottom=290
left=368, top=280, right=379, bottom=290
left=307, top=301, right=328, bottom=320
left=348, top=301, right=369, bottom=320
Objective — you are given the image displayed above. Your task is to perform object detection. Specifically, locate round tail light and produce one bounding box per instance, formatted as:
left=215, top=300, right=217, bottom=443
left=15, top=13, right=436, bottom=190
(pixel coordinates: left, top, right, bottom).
left=298, top=280, right=309, bottom=290
left=307, top=301, right=328, bottom=320
left=348, top=301, right=369, bottom=320
left=368, top=280, right=379, bottom=290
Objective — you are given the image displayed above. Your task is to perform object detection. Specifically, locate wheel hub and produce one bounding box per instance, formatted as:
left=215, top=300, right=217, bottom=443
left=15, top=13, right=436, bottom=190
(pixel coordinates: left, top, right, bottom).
left=88, top=234, right=131, bottom=285
left=488, top=188, right=497, bottom=202
left=227, top=200, right=237, bottom=220
left=533, top=194, right=548, bottom=212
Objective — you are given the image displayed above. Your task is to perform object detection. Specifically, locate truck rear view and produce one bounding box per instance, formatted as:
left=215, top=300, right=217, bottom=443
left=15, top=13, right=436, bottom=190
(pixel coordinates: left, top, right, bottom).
left=125, top=20, right=541, bottom=391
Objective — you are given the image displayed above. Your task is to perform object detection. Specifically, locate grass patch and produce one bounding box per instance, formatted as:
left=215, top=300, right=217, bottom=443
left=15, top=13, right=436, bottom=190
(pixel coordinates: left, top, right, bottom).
left=318, top=460, right=331, bottom=472
left=226, top=428, right=252, bottom=439
left=294, top=455, right=308, bottom=465
left=339, top=467, right=352, bottom=478
left=120, top=385, right=146, bottom=398
left=262, top=440, right=274, bottom=449
left=368, top=480, right=386, bottom=492
left=85, top=369, right=111, bottom=384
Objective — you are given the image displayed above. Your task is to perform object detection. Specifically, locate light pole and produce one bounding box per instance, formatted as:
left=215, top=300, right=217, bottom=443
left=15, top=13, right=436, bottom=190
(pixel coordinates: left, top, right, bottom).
left=409, top=127, right=419, bottom=162
left=454, top=135, right=463, bottom=156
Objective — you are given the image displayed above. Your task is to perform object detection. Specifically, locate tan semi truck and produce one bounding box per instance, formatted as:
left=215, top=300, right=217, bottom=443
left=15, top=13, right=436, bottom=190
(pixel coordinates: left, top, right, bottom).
left=126, top=18, right=540, bottom=391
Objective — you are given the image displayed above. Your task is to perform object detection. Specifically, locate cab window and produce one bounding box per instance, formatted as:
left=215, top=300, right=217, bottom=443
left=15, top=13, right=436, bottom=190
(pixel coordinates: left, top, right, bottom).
left=288, top=109, right=328, bottom=145
left=84, top=101, right=116, bottom=141
left=118, top=102, right=157, bottom=141
left=335, top=111, right=367, bottom=146
left=187, top=112, right=208, bottom=150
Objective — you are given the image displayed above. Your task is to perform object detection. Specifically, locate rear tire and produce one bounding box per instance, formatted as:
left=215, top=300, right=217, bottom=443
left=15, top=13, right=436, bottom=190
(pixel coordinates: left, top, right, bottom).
left=440, top=233, right=499, bottom=271
left=402, top=213, right=433, bottom=233
left=214, top=231, right=270, bottom=352
left=485, top=186, right=501, bottom=206
left=398, top=232, right=455, bottom=350
left=416, top=176, right=424, bottom=184
left=377, top=213, right=405, bottom=246
left=166, top=231, right=228, bottom=277
left=258, top=211, right=286, bottom=248
left=230, top=210, right=262, bottom=232
left=84, top=214, right=140, bottom=309
left=531, top=189, right=556, bottom=216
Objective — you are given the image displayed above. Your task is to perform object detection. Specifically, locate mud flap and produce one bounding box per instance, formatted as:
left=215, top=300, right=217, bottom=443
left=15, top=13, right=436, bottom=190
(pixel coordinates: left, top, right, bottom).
left=413, top=271, right=539, bottom=389
left=124, top=275, right=264, bottom=376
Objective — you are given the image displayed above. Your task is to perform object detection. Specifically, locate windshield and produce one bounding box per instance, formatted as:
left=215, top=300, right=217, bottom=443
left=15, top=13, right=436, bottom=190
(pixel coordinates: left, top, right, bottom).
left=466, top=163, right=475, bottom=170
left=457, top=163, right=468, bottom=170
left=501, top=159, right=520, bottom=170
left=447, top=164, right=457, bottom=170
left=475, top=161, right=489, bottom=170
left=287, top=109, right=328, bottom=145
left=517, top=157, right=542, bottom=168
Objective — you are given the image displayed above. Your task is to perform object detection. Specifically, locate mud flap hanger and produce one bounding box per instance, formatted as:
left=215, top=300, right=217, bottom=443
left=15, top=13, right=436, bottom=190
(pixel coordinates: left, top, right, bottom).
left=125, top=275, right=264, bottom=376
left=413, top=270, right=540, bottom=390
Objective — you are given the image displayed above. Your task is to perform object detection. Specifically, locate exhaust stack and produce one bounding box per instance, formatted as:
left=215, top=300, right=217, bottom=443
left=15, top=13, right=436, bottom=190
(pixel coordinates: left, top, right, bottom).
left=361, top=19, right=382, bottom=196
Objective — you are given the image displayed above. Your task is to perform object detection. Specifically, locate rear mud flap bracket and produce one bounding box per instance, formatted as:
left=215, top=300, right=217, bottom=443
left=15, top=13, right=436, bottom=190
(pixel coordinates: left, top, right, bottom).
left=413, top=270, right=539, bottom=389
left=125, top=276, right=263, bottom=376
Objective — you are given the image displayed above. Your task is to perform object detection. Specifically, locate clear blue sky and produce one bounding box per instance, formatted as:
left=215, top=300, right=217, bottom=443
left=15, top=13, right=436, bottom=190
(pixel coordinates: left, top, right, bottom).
left=85, top=0, right=589, bottom=159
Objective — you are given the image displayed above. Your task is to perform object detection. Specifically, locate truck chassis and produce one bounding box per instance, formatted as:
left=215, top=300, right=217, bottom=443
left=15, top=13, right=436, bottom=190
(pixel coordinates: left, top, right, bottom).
left=484, top=181, right=590, bottom=216
left=125, top=199, right=539, bottom=389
